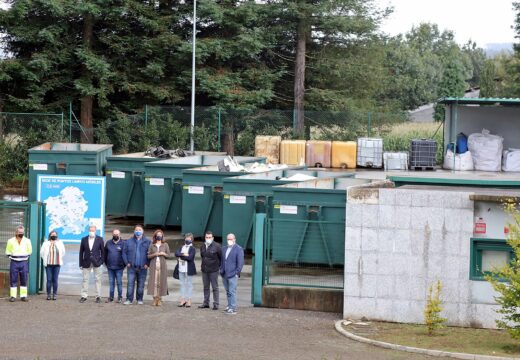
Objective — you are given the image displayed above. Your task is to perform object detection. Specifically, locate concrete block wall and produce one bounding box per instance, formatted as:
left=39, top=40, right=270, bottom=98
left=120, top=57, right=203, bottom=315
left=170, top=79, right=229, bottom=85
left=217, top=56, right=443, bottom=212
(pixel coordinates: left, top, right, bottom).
left=344, top=186, right=500, bottom=329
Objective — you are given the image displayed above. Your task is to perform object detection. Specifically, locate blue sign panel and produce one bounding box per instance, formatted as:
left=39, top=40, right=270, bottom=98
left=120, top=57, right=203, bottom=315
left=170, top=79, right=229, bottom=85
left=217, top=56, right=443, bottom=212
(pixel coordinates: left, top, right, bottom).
left=37, top=175, right=106, bottom=243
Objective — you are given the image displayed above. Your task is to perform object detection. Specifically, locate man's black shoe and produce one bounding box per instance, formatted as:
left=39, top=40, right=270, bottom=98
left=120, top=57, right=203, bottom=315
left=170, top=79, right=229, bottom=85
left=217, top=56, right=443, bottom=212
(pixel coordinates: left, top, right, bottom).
left=95, top=297, right=101, bottom=303
left=198, top=304, right=210, bottom=309
left=212, top=305, right=219, bottom=310
left=79, top=297, right=87, bottom=303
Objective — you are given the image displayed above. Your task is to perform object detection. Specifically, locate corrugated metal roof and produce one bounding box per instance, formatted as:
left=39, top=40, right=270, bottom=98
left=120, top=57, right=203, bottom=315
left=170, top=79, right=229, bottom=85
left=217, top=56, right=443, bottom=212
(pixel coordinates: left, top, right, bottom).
left=439, top=97, right=520, bottom=105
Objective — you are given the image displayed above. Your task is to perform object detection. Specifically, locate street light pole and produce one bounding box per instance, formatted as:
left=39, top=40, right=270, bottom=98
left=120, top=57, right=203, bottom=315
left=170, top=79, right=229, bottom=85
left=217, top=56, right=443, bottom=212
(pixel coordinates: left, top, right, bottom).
left=190, top=0, right=197, bottom=152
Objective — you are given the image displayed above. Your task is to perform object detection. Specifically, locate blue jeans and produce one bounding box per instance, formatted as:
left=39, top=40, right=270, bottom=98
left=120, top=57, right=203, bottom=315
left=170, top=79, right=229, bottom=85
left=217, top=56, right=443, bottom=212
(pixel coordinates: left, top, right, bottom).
left=179, top=272, right=193, bottom=300
left=45, top=265, right=60, bottom=295
left=126, top=267, right=147, bottom=302
left=222, top=275, right=238, bottom=311
left=107, top=268, right=123, bottom=300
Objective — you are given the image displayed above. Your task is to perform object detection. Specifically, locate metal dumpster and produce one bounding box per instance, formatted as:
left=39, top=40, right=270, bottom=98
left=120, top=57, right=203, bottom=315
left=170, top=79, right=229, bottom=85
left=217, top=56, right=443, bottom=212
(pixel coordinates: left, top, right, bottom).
left=222, top=169, right=355, bottom=250
left=107, top=151, right=226, bottom=218
left=28, top=142, right=113, bottom=201
left=269, top=177, right=370, bottom=265
left=145, top=156, right=266, bottom=228
left=105, top=153, right=157, bottom=217
left=180, top=158, right=290, bottom=238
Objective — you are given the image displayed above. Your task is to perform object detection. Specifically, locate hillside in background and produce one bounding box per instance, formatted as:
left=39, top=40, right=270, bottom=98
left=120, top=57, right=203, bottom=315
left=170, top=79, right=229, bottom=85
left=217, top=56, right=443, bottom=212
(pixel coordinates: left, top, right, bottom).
left=486, top=42, right=514, bottom=57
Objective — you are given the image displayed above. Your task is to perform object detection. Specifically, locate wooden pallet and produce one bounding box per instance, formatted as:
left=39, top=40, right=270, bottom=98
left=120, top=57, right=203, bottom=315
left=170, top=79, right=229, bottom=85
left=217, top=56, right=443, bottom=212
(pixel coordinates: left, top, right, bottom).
left=410, top=165, right=435, bottom=171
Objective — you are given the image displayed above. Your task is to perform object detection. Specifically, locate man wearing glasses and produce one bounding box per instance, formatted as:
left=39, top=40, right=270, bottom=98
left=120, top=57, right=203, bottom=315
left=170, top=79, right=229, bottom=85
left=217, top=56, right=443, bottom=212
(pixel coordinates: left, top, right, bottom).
left=220, top=233, right=244, bottom=315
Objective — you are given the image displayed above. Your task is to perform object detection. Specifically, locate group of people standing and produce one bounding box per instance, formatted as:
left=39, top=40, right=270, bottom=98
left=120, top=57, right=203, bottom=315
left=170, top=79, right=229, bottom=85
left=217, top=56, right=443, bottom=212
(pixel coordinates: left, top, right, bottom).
left=6, top=224, right=244, bottom=315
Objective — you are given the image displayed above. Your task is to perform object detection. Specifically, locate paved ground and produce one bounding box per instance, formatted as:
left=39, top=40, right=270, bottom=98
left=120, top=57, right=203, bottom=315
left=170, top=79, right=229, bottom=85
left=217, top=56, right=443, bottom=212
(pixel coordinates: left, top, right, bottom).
left=0, top=296, right=440, bottom=360
left=1, top=221, right=444, bottom=359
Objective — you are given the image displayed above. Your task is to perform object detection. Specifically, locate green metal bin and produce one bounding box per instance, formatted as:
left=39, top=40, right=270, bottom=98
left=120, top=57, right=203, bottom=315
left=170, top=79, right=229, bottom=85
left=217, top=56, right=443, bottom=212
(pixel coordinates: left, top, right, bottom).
left=145, top=156, right=266, bottom=228
left=180, top=157, right=279, bottom=238
left=105, top=153, right=158, bottom=217
left=269, top=177, right=370, bottom=266
left=222, top=169, right=355, bottom=250
left=28, top=142, right=113, bottom=202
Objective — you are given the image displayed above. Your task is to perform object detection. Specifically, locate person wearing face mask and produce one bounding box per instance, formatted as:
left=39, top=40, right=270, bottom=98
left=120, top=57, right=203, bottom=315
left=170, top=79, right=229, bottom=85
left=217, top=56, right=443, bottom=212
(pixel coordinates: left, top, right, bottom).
left=174, top=233, right=196, bottom=307
left=147, top=230, right=170, bottom=306
left=40, top=230, right=66, bottom=300
left=79, top=225, right=105, bottom=303
left=220, top=233, right=244, bottom=315
left=198, top=231, right=221, bottom=310
left=104, top=229, right=125, bottom=303
left=5, top=225, right=32, bottom=302
left=122, top=225, right=151, bottom=305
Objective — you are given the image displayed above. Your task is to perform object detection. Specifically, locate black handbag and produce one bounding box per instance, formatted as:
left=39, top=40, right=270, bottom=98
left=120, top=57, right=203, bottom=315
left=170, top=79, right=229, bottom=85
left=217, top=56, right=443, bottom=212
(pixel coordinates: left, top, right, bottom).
left=173, top=263, right=179, bottom=279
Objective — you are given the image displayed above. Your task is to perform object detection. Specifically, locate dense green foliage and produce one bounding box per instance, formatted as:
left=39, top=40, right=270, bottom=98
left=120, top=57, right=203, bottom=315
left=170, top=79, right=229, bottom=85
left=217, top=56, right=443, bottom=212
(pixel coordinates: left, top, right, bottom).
left=0, top=2, right=489, bottom=120
left=0, top=0, right=518, bottom=180
left=487, top=203, right=520, bottom=339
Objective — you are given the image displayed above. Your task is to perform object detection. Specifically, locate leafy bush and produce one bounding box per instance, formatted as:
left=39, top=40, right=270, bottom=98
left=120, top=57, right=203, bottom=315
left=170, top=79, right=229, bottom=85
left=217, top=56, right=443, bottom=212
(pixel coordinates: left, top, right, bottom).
left=424, top=280, right=447, bottom=335
left=487, top=202, right=520, bottom=339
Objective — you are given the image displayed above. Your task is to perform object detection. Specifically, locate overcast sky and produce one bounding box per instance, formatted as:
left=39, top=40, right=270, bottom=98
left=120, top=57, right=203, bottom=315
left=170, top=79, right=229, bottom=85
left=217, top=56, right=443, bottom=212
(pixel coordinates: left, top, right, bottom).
left=376, top=0, right=517, bottom=47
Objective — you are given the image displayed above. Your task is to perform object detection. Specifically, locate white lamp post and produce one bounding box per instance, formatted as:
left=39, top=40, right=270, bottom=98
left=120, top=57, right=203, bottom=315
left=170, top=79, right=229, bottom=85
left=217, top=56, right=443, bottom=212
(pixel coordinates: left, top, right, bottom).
left=190, top=0, right=197, bottom=152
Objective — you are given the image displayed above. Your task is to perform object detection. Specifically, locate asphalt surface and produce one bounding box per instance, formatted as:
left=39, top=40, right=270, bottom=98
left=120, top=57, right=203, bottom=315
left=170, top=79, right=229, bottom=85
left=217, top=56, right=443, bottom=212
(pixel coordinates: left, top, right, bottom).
left=0, top=296, right=440, bottom=360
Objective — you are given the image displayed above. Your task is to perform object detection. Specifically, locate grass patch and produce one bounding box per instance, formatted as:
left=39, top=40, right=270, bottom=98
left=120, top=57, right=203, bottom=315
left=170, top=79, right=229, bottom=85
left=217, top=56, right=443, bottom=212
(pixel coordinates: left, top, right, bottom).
left=344, top=321, right=520, bottom=358
left=381, top=122, right=444, bottom=164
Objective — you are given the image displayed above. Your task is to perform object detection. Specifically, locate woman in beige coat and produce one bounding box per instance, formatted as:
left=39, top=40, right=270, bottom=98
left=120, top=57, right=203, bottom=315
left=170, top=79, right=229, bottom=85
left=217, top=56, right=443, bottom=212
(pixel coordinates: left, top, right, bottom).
left=147, top=230, right=170, bottom=306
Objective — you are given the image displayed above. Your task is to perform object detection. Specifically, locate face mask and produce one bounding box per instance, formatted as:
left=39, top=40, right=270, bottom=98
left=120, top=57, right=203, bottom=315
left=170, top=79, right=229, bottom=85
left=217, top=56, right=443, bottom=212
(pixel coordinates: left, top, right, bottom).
left=89, top=231, right=96, bottom=237
left=16, top=234, right=23, bottom=239
left=134, top=231, right=143, bottom=237
left=205, top=239, right=213, bottom=245
left=156, top=236, right=163, bottom=241
left=227, top=240, right=235, bottom=247
left=113, top=236, right=120, bottom=241
left=50, top=235, right=57, bottom=241
left=185, top=240, right=192, bottom=245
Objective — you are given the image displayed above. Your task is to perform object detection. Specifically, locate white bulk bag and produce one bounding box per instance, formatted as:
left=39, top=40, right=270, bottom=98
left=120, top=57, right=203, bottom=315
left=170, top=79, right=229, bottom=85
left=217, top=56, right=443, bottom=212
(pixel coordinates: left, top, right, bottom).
left=443, top=149, right=474, bottom=171
left=502, top=149, right=520, bottom=172
left=467, top=129, right=503, bottom=172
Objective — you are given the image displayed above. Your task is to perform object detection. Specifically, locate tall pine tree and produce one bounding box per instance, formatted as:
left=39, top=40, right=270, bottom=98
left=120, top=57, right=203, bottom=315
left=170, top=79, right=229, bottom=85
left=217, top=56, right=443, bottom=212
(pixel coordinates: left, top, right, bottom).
left=0, top=0, right=182, bottom=142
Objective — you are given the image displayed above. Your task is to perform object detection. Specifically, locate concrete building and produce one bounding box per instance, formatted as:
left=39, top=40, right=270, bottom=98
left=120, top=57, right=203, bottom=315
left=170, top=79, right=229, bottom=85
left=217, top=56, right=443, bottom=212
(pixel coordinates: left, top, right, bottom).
left=343, top=182, right=519, bottom=329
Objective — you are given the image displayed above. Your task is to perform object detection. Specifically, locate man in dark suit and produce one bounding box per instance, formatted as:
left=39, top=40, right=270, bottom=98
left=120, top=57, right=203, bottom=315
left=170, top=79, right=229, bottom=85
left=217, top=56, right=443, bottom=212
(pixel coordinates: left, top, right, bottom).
left=198, top=231, right=222, bottom=310
left=220, top=233, right=244, bottom=315
left=79, top=225, right=104, bottom=303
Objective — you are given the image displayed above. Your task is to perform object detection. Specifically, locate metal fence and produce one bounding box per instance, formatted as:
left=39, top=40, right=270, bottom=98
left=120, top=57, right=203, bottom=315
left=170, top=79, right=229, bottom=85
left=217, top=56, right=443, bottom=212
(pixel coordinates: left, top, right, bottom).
left=67, top=105, right=407, bottom=154
left=264, top=218, right=344, bottom=289
left=0, top=202, right=29, bottom=271
left=0, top=106, right=408, bottom=182
left=0, top=112, right=66, bottom=183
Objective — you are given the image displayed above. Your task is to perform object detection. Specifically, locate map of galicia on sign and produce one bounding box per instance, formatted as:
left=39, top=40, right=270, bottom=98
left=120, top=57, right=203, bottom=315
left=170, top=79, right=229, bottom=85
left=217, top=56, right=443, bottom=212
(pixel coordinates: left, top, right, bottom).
left=37, top=175, right=106, bottom=243
left=45, top=186, right=89, bottom=235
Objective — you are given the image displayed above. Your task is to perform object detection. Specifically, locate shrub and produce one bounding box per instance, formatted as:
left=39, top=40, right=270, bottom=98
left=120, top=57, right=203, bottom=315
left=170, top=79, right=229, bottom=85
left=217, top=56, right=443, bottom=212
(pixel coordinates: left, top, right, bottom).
left=486, top=202, right=520, bottom=339
left=424, top=280, right=447, bottom=335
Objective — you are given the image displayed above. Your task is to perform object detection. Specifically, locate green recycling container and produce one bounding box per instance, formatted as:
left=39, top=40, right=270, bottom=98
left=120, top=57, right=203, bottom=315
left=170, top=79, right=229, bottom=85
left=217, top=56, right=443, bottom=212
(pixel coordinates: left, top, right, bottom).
left=105, top=153, right=158, bottom=217
left=222, top=169, right=355, bottom=250
left=28, top=142, right=113, bottom=202
left=180, top=157, right=275, bottom=238
left=145, top=156, right=265, bottom=228
left=270, top=177, right=370, bottom=266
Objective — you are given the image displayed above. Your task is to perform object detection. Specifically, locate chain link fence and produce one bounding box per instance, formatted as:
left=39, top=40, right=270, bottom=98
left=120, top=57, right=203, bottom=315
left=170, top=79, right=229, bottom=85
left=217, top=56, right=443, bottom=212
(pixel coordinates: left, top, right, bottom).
left=92, top=106, right=408, bottom=155
left=0, top=106, right=409, bottom=183
left=0, top=112, right=65, bottom=184
left=0, top=202, right=28, bottom=271
left=265, top=218, right=345, bottom=289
